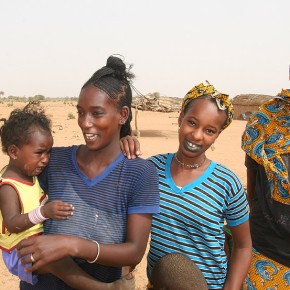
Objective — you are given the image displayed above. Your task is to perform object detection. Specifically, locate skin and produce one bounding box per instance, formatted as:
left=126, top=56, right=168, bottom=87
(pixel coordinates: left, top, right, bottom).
left=17, top=86, right=153, bottom=283
left=0, top=129, right=74, bottom=234
left=120, top=98, right=252, bottom=290
left=245, top=156, right=257, bottom=211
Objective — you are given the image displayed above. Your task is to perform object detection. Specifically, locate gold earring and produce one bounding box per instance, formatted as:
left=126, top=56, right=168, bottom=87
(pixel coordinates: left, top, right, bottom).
left=211, top=144, right=215, bottom=151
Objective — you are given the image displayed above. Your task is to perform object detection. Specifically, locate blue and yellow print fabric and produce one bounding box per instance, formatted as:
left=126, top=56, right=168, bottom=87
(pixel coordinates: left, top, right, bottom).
left=241, top=89, right=290, bottom=204
left=243, top=248, right=290, bottom=289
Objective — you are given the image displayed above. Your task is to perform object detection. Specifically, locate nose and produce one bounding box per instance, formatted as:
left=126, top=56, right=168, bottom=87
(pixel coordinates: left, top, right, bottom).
left=191, top=128, right=203, bottom=140
left=41, top=152, right=50, bottom=165
left=79, top=113, right=93, bottom=129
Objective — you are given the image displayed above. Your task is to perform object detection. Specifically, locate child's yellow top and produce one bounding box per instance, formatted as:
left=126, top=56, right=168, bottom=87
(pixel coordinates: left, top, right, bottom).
left=0, top=171, right=46, bottom=252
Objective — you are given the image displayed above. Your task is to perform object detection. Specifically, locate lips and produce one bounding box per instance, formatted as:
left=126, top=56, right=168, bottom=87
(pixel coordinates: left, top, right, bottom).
left=185, top=140, right=201, bottom=152
left=84, top=133, right=99, bottom=141
left=34, top=167, right=44, bottom=175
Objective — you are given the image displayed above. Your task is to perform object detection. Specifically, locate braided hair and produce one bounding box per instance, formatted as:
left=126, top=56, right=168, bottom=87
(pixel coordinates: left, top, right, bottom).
left=82, top=55, right=135, bottom=138
left=0, top=101, right=52, bottom=154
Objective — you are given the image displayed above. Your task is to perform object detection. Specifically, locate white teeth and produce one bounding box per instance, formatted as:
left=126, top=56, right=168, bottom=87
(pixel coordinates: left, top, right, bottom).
left=85, top=133, right=98, bottom=140
left=187, top=141, right=197, bottom=148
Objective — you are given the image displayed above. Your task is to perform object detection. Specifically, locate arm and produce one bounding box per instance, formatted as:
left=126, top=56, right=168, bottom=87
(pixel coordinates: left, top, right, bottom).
left=17, top=213, right=152, bottom=272
left=223, top=221, right=252, bottom=290
left=246, top=167, right=257, bottom=211
left=245, top=154, right=258, bottom=211
left=0, top=184, right=73, bottom=234
left=120, top=135, right=141, bottom=159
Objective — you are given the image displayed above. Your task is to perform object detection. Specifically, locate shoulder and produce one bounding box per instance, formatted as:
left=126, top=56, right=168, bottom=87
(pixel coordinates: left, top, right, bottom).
left=148, top=153, right=171, bottom=166
left=212, top=163, right=243, bottom=189
left=124, top=156, right=157, bottom=173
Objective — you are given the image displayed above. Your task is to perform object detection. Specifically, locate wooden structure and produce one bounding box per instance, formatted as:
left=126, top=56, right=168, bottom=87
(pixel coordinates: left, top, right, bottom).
left=232, top=94, right=274, bottom=120
left=132, top=95, right=182, bottom=113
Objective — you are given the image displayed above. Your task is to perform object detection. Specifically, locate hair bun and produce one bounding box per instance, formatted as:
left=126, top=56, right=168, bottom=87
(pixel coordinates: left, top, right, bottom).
left=106, top=55, right=126, bottom=78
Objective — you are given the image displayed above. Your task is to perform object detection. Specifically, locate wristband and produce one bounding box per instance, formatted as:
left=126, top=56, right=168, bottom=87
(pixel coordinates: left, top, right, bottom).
left=28, top=205, right=48, bottom=225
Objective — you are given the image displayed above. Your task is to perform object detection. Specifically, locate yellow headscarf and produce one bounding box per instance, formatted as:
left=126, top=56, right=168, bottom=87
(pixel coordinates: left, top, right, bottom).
left=181, top=81, right=234, bottom=130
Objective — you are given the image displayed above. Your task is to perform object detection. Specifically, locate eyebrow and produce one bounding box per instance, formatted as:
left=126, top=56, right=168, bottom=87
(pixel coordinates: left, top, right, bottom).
left=76, top=105, right=103, bottom=109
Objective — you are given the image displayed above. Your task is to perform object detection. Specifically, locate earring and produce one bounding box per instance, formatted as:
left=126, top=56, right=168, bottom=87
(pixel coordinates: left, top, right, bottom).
left=211, top=144, right=215, bottom=151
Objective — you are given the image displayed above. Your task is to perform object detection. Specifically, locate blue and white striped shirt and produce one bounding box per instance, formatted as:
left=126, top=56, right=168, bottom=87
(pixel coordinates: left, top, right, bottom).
left=147, top=153, right=248, bottom=289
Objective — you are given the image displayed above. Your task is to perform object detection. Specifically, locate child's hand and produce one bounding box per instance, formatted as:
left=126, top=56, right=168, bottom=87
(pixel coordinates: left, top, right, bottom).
left=41, top=201, right=74, bottom=220
left=120, top=136, right=141, bottom=159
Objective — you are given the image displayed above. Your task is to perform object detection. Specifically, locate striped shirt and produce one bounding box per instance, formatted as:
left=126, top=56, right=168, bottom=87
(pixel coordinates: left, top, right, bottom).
left=147, top=153, right=248, bottom=289
left=20, top=146, right=159, bottom=290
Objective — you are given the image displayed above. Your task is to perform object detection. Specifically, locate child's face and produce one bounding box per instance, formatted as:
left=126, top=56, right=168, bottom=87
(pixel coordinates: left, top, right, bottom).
left=14, top=130, right=53, bottom=177
left=77, top=85, right=124, bottom=152
left=178, top=98, right=226, bottom=157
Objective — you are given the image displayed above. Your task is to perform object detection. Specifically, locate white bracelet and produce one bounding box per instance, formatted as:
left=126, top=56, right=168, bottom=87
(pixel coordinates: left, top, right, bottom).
left=28, top=205, right=48, bottom=225
left=87, top=240, right=100, bottom=263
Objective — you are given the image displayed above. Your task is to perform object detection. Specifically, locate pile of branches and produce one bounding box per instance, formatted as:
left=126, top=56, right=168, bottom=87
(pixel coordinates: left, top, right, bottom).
left=132, top=95, right=182, bottom=112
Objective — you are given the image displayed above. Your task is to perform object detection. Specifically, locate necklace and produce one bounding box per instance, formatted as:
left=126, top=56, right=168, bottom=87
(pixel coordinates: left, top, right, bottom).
left=174, top=153, right=206, bottom=169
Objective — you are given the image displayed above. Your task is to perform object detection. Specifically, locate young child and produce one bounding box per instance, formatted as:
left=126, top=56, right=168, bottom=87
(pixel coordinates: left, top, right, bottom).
left=0, top=102, right=134, bottom=290
left=150, top=252, right=208, bottom=290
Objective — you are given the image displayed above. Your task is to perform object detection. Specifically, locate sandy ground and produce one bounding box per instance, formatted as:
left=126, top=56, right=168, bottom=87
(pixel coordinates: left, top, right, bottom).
left=0, top=101, right=248, bottom=289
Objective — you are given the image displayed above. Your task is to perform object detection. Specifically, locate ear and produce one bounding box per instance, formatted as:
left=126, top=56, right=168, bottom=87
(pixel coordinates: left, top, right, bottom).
left=7, top=144, right=19, bottom=160
left=119, top=106, right=130, bottom=125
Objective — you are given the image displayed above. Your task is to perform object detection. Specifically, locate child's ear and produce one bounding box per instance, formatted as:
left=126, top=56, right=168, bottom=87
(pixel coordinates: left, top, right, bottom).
left=7, top=144, right=19, bottom=160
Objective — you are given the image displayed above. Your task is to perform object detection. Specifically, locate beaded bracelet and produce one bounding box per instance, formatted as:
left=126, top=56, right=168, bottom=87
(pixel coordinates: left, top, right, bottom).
left=28, top=205, right=48, bottom=225
left=87, top=240, right=100, bottom=263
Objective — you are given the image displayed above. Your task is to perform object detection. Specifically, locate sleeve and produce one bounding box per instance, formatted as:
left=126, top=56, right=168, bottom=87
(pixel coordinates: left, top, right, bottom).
left=224, top=173, right=249, bottom=227
left=127, top=160, right=160, bottom=215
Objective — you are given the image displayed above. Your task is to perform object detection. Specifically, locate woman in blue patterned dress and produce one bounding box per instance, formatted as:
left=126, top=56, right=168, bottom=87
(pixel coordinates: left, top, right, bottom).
left=241, top=89, right=290, bottom=289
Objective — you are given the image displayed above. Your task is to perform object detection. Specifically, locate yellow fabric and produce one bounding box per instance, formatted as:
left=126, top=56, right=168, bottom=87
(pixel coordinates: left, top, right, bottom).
left=181, top=80, right=234, bottom=130
left=0, top=171, right=46, bottom=252
left=243, top=248, right=290, bottom=289
left=241, top=89, right=290, bottom=204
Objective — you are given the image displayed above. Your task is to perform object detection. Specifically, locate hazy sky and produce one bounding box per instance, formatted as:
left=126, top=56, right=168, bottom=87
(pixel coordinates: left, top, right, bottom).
left=1, top=0, right=290, bottom=99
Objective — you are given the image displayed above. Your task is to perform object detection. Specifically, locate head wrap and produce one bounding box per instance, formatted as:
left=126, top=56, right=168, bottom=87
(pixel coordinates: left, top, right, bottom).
left=181, top=81, right=234, bottom=130
left=241, top=88, right=290, bottom=204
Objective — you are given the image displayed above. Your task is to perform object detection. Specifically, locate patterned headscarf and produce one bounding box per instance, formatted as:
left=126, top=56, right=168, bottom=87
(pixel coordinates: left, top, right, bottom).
left=181, top=81, right=234, bottom=130
left=241, top=88, right=290, bottom=204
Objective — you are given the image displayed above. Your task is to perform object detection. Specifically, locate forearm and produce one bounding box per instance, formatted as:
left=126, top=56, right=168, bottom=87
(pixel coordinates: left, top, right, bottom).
left=72, top=238, right=145, bottom=267
left=72, top=214, right=152, bottom=267
left=223, top=246, right=251, bottom=290
left=17, top=214, right=152, bottom=272
left=5, top=213, right=34, bottom=233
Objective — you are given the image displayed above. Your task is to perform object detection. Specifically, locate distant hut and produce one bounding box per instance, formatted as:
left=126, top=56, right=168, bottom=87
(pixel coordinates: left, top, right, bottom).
left=232, top=94, right=274, bottom=120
